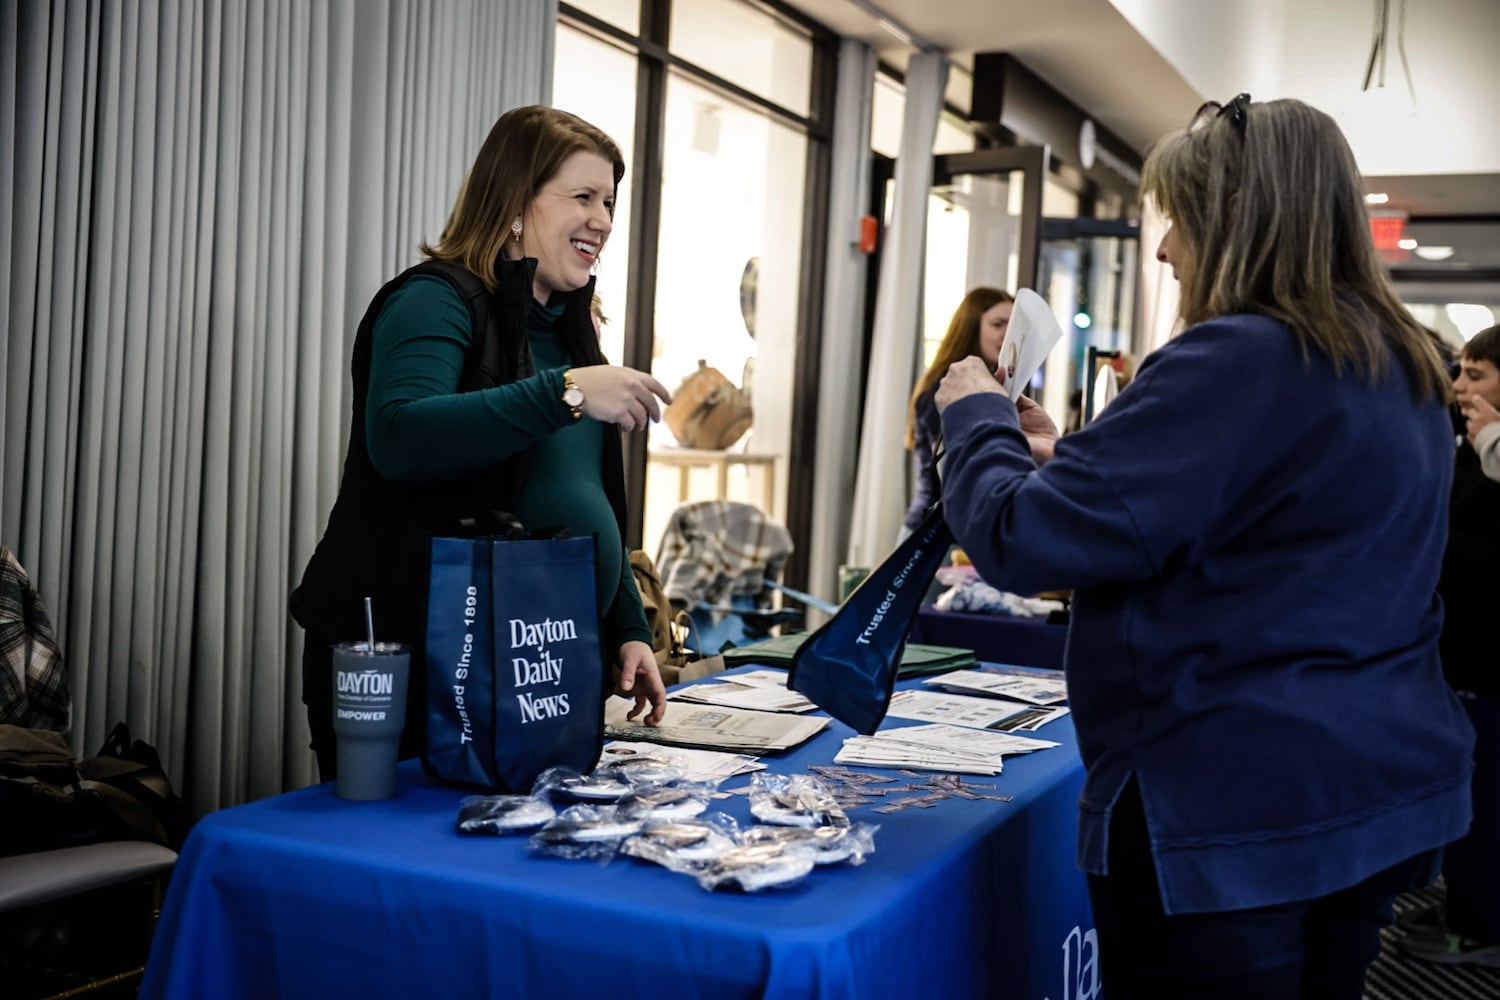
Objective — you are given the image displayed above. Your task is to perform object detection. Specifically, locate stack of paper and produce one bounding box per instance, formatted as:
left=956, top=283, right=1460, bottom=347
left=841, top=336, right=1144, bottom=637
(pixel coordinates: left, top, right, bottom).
left=923, top=667, right=1068, bottom=705
left=597, top=740, right=765, bottom=781
left=669, top=670, right=818, bottom=714
left=605, top=696, right=829, bottom=753
left=885, top=689, right=1070, bottom=732
left=834, top=723, right=1059, bottom=774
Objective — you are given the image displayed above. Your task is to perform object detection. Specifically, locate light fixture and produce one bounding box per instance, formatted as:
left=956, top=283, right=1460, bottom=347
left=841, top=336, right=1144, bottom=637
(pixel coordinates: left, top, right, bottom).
left=1396, top=237, right=1418, bottom=250
left=1361, top=0, right=1415, bottom=104
left=1073, top=312, right=1092, bottom=330
left=1364, top=192, right=1389, bottom=205
left=1413, top=245, right=1455, bottom=262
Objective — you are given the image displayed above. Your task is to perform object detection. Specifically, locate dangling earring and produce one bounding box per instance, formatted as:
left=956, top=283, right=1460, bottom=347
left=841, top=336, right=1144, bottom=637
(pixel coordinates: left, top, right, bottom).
left=511, top=218, right=523, bottom=241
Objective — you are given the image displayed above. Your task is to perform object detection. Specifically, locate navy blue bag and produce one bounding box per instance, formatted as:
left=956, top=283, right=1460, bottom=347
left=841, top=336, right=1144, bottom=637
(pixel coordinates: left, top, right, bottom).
left=422, top=527, right=606, bottom=792
left=787, top=506, right=953, bottom=734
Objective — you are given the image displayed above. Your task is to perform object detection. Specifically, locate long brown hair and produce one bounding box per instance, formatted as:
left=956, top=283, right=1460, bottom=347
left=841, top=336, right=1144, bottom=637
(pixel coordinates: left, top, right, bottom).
left=420, top=105, right=625, bottom=291
left=906, top=287, right=1014, bottom=447
left=1141, top=96, right=1449, bottom=401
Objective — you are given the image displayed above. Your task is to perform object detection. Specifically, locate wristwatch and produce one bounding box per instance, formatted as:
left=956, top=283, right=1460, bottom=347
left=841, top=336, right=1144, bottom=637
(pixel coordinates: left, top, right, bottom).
left=562, top=371, right=585, bottom=420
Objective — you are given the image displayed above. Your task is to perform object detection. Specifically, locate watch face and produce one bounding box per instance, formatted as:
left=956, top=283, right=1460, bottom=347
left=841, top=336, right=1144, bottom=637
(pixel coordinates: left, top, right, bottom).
left=563, top=386, right=584, bottom=407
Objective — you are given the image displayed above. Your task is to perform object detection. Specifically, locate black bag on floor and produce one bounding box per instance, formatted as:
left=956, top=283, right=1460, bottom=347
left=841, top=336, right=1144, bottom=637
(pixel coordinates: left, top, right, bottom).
left=0, top=722, right=192, bottom=855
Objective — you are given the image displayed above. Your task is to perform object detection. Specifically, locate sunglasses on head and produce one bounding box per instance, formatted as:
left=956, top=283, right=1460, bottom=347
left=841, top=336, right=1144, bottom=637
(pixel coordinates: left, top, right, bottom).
left=1190, top=92, right=1251, bottom=136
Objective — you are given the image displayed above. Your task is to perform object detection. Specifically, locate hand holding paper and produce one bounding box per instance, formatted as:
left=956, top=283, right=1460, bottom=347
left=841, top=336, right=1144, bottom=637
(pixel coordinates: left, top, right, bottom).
left=994, top=289, right=1065, bottom=397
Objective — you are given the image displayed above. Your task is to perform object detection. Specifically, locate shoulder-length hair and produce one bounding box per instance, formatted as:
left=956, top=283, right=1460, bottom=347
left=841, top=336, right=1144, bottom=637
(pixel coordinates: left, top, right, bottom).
left=420, top=105, right=626, bottom=291
left=1141, top=96, right=1450, bottom=401
left=905, top=287, right=1014, bottom=448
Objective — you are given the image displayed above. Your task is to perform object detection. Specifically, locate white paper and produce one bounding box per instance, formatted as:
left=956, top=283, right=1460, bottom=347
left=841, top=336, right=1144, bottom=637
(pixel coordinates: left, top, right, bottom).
left=670, top=680, right=817, bottom=714
left=604, top=696, right=829, bottom=752
left=996, top=288, right=1066, bottom=397
left=885, top=689, right=1070, bottom=732
left=598, top=740, right=765, bottom=781
left=923, top=668, right=1069, bottom=705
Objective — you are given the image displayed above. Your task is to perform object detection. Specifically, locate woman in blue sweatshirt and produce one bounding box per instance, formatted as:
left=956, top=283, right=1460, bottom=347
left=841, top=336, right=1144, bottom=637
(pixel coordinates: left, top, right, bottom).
left=936, top=94, right=1474, bottom=999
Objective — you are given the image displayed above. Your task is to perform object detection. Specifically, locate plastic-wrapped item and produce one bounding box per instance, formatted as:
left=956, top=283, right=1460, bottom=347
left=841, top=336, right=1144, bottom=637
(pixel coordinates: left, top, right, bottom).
left=740, top=822, right=879, bottom=865
left=616, top=785, right=711, bottom=823
left=747, top=773, right=850, bottom=829
left=591, top=754, right=685, bottom=789
left=528, top=804, right=644, bottom=861
left=620, top=814, right=740, bottom=871
left=694, top=842, right=815, bottom=893
left=456, top=794, right=557, bottom=835
left=533, top=765, right=633, bottom=804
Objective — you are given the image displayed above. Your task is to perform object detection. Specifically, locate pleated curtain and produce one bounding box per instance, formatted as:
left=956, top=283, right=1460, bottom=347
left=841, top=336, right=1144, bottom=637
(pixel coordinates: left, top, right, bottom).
left=0, top=0, right=556, bottom=813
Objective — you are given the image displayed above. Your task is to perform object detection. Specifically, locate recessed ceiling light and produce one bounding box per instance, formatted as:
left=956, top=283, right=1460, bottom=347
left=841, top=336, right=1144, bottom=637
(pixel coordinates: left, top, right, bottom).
left=1397, top=238, right=1418, bottom=250
left=1365, top=192, right=1390, bottom=205
left=1413, top=245, right=1455, bottom=262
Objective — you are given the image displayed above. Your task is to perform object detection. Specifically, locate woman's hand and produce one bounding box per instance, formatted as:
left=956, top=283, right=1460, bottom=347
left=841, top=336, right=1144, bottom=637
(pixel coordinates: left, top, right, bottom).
left=616, top=640, right=667, bottom=725
left=1465, top=395, right=1499, bottom=448
left=935, top=356, right=1006, bottom=413
left=567, top=365, right=672, bottom=432
left=1015, top=395, right=1060, bottom=465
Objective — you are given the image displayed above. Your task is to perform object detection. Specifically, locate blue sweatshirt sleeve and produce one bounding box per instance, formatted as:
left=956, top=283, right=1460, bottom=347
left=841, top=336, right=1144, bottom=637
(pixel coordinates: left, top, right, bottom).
left=939, top=318, right=1294, bottom=596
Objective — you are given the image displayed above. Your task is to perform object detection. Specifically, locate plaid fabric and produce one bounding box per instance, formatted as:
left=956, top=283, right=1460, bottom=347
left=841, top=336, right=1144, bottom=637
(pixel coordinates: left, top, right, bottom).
left=0, top=547, right=71, bottom=732
left=654, top=500, right=793, bottom=617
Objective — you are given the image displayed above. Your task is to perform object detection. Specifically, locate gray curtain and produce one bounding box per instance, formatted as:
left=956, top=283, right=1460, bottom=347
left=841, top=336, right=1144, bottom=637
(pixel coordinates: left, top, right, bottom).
left=0, top=0, right=556, bottom=813
left=846, top=51, right=947, bottom=568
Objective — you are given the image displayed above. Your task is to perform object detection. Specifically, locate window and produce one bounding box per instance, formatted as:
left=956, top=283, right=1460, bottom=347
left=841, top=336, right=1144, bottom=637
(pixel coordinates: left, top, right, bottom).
left=553, top=25, right=640, bottom=363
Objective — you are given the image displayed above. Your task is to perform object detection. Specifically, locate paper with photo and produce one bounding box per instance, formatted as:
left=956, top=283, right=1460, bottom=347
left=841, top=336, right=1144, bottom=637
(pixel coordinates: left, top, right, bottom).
left=670, top=678, right=818, bottom=714
left=885, top=689, right=1069, bottom=732
left=598, top=740, right=765, bottom=781
left=923, top=667, right=1068, bottom=705
left=605, top=696, right=828, bottom=752
left=995, top=288, right=1066, bottom=397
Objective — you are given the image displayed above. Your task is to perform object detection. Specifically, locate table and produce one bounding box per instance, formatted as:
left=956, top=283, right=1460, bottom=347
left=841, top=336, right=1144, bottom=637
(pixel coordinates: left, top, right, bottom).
left=911, top=605, right=1071, bottom=671
left=649, top=446, right=778, bottom=515
left=139, top=671, right=1095, bottom=1000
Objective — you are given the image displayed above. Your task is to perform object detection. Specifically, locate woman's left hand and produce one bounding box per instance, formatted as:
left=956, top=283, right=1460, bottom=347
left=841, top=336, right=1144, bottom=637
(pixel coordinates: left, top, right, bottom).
left=935, top=356, right=1006, bottom=413
left=617, top=640, right=667, bottom=725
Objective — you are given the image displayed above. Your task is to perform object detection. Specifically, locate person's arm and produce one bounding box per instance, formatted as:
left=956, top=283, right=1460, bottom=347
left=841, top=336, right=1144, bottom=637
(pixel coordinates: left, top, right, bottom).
left=936, top=319, right=1286, bottom=598
left=365, top=277, right=570, bottom=481
left=1466, top=397, right=1500, bottom=482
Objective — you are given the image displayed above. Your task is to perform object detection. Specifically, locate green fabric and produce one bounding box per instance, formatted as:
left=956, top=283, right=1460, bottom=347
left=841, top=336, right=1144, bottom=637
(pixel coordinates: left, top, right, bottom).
left=366, top=275, right=649, bottom=650
left=721, top=632, right=979, bottom=677
left=366, top=276, right=569, bottom=480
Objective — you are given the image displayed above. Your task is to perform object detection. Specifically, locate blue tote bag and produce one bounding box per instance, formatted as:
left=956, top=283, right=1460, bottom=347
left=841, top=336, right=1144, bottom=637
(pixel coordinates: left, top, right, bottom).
left=422, top=529, right=606, bottom=792
left=788, top=506, right=953, bottom=734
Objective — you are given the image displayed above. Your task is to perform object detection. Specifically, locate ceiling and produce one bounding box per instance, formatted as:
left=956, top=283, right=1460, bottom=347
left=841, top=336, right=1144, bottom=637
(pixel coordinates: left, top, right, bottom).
left=779, top=0, right=1500, bottom=219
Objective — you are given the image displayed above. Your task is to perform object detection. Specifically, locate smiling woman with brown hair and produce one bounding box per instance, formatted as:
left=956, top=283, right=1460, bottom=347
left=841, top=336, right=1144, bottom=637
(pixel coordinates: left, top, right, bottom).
left=935, top=95, right=1473, bottom=999
left=291, top=106, right=672, bottom=783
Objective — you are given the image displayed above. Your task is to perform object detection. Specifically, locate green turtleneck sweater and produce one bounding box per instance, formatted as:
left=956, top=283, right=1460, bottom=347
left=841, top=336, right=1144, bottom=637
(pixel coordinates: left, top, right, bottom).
left=364, top=274, right=649, bottom=650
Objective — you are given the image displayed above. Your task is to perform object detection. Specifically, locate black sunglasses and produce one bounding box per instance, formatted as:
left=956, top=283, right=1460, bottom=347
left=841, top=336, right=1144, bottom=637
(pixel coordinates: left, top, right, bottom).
left=1191, top=92, right=1251, bottom=136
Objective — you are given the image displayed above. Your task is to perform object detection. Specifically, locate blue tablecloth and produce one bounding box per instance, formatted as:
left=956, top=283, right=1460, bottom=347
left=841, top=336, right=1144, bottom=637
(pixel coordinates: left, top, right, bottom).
left=911, top=605, right=1070, bottom=671
left=139, top=671, right=1095, bottom=1000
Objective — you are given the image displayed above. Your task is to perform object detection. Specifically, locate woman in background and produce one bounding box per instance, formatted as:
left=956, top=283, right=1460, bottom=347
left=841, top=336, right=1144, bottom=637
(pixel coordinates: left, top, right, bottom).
left=936, top=95, right=1473, bottom=998
left=902, top=287, right=1013, bottom=532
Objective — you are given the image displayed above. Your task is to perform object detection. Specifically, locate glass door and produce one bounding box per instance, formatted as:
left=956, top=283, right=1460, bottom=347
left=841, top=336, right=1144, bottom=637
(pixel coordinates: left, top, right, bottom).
left=921, top=147, right=1046, bottom=374
left=1037, top=218, right=1141, bottom=430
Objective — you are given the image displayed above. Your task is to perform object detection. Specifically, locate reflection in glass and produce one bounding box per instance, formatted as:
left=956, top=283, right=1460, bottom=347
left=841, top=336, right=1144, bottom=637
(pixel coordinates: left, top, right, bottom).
left=553, top=25, right=639, bottom=363
left=642, top=72, right=808, bottom=553
left=564, top=0, right=640, bottom=34
left=670, top=0, right=812, bottom=117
